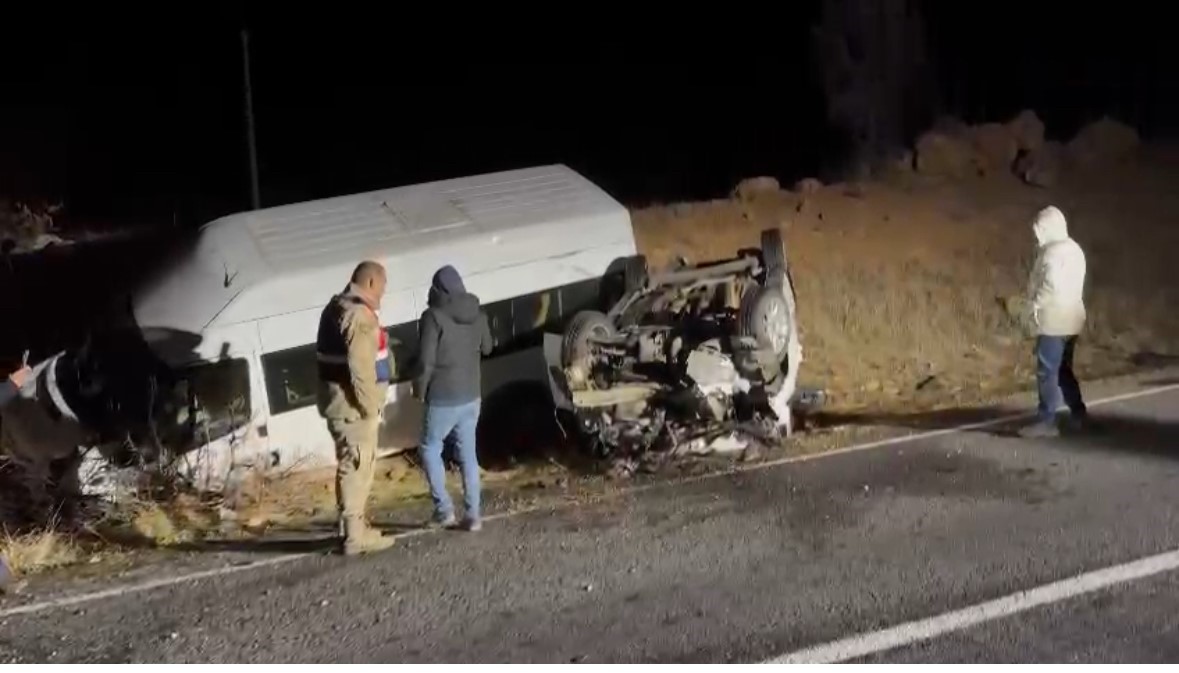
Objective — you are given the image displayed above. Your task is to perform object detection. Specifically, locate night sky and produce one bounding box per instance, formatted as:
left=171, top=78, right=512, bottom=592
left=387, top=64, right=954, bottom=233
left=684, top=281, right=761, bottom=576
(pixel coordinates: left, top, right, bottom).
left=2, top=4, right=1175, bottom=230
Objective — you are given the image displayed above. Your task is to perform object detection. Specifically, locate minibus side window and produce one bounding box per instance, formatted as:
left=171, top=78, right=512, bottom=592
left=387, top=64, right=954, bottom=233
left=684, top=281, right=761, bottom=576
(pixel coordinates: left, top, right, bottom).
left=263, top=324, right=420, bottom=417
left=386, top=323, right=419, bottom=383
left=478, top=278, right=603, bottom=357
left=558, top=277, right=601, bottom=318
left=484, top=299, right=514, bottom=354
left=261, top=345, right=317, bottom=415
left=169, top=358, right=253, bottom=447
left=510, top=289, right=558, bottom=350
left=256, top=278, right=613, bottom=407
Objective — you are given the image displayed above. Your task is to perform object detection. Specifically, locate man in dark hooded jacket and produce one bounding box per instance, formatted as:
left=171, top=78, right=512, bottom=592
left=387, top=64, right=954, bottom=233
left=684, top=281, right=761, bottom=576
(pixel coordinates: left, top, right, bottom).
left=414, top=265, right=493, bottom=530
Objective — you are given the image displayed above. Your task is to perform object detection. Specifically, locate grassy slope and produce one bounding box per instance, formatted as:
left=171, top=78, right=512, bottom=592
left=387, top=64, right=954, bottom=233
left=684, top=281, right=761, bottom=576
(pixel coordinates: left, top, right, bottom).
left=633, top=151, right=1179, bottom=413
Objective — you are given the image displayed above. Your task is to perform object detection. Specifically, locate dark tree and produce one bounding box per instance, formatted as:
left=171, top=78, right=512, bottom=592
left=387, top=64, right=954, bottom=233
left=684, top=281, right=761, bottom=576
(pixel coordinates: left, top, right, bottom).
left=813, top=0, right=935, bottom=176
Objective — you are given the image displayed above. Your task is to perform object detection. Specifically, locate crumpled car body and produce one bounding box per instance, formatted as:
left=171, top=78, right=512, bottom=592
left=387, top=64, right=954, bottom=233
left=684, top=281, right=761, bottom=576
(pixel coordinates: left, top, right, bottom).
left=0, top=326, right=188, bottom=500
left=543, top=228, right=803, bottom=475
left=2, top=353, right=91, bottom=469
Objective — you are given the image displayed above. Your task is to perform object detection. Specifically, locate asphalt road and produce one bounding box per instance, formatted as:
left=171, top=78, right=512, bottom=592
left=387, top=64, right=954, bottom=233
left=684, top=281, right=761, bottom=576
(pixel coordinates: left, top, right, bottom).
left=3, top=379, right=1179, bottom=663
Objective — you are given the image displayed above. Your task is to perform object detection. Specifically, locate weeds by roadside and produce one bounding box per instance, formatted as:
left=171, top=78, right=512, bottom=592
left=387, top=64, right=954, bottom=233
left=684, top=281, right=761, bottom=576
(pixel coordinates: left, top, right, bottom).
left=1, top=525, right=82, bottom=578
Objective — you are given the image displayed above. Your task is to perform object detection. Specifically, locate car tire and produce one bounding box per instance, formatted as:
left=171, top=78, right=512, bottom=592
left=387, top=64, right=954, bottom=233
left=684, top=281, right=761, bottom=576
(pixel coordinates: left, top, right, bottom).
left=760, top=228, right=787, bottom=287
left=738, top=286, right=791, bottom=359
left=622, top=255, right=648, bottom=294
left=599, top=255, right=648, bottom=311
left=562, top=310, right=617, bottom=369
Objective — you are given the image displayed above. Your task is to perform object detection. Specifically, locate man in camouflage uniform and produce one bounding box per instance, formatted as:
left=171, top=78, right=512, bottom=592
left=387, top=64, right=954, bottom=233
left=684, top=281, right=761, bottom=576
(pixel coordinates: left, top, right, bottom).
left=316, top=261, right=395, bottom=555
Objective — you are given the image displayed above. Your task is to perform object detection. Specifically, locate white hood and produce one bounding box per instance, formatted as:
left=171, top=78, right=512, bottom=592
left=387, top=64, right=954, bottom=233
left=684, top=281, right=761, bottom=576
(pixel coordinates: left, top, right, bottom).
left=1026, top=206, right=1087, bottom=336
left=1033, top=205, right=1069, bottom=247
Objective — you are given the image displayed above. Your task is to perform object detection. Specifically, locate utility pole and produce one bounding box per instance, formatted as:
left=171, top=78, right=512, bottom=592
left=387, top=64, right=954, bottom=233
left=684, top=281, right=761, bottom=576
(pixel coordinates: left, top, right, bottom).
left=241, top=28, right=261, bottom=210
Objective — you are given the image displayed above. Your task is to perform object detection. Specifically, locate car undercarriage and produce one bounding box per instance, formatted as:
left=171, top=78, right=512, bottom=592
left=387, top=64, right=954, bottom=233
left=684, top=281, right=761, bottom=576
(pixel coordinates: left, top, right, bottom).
left=544, top=228, right=805, bottom=476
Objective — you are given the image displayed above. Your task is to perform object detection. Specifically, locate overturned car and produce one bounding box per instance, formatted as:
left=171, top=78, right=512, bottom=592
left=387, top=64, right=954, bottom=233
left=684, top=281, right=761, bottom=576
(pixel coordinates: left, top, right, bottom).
left=544, top=228, right=803, bottom=474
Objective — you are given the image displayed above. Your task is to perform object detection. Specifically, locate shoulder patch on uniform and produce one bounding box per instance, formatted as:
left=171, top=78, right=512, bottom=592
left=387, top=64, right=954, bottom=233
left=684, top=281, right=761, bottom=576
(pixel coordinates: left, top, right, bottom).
left=347, top=304, right=377, bottom=335
left=354, top=316, right=375, bottom=335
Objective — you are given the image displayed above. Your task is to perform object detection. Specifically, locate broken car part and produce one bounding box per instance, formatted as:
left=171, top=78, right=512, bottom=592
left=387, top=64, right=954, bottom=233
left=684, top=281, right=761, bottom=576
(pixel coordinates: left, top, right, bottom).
left=544, top=228, right=804, bottom=472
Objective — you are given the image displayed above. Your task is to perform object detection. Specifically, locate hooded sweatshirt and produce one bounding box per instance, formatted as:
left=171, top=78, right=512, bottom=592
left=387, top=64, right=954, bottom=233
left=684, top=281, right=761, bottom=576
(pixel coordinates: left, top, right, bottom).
left=415, top=266, right=493, bottom=405
left=1026, top=206, right=1087, bottom=336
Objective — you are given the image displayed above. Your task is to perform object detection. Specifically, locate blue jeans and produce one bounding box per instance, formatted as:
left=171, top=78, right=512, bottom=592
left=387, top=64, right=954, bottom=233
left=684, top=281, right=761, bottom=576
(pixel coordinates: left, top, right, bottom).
left=1035, top=335, right=1087, bottom=425
left=419, top=401, right=482, bottom=521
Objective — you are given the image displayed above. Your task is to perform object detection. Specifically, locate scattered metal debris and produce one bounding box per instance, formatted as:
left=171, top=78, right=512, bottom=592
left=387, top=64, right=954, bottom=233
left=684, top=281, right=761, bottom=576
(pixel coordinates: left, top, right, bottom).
left=545, top=229, right=813, bottom=475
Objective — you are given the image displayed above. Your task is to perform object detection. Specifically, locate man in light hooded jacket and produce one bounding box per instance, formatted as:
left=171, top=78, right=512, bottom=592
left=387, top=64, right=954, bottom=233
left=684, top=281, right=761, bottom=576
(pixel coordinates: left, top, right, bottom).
left=1020, top=206, right=1088, bottom=438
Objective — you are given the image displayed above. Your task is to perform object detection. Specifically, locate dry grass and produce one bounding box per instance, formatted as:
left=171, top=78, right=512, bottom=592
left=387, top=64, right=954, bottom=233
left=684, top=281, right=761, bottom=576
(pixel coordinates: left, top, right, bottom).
left=115, top=495, right=219, bottom=546
left=226, top=453, right=572, bottom=532
left=1, top=527, right=82, bottom=576
left=0, top=450, right=570, bottom=572
left=634, top=155, right=1179, bottom=413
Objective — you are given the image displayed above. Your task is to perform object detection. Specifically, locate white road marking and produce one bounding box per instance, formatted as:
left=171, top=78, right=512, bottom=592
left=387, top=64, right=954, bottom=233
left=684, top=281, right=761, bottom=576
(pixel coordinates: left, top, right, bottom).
left=765, top=547, right=1179, bottom=663
left=0, top=553, right=309, bottom=619
left=2, top=380, right=1178, bottom=620
left=726, top=380, right=1179, bottom=479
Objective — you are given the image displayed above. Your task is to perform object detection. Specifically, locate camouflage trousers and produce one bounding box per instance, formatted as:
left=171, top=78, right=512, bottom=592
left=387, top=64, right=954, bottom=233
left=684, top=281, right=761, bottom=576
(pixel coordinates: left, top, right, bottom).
left=326, top=417, right=380, bottom=524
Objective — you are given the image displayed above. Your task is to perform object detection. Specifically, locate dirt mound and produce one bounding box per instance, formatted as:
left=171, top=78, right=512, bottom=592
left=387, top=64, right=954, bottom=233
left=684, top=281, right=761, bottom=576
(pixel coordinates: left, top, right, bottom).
left=1067, top=117, right=1141, bottom=166
left=1014, top=140, right=1064, bottom=188
left=915, top=117, right=1022, bottom=178
left=794, top=177, right=824, bottom=194
left=968, top=123, right=1020, bottom=176
left=913, top=112, right=1144, bottom=184
left=1006, top=110, right=1046, bottom=153
left=732, top=176, right=781, bottom=201
left=914, top=130, right=975, bottom=178
left=930, top=116, right=970, bottom=136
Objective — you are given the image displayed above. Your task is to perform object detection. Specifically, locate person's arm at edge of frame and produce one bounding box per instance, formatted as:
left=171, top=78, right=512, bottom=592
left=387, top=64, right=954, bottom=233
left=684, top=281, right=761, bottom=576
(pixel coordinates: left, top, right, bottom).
left=415, top=311, right=439, bottom=402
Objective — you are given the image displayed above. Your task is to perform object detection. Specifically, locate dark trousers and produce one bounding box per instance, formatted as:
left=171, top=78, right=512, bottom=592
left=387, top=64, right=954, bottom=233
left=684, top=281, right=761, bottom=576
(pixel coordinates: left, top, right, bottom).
left=1035, top=335, right=1087, bottom=424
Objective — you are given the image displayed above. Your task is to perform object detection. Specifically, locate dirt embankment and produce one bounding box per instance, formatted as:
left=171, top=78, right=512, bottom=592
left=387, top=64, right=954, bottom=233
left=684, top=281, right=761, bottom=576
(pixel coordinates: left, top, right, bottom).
left=636, top=113, right=1179, bottom=414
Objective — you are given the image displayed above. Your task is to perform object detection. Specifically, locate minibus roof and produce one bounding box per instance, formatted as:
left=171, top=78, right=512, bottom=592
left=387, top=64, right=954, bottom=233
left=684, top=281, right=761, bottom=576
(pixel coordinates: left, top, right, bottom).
left=132, top=165, right=634, bottom=336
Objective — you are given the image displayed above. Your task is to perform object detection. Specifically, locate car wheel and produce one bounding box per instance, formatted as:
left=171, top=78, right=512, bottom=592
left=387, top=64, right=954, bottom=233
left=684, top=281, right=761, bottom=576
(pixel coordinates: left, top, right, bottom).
left=738, top=286, right=791, bottom=359
left=562, top=310, right=617, bottom=369
left=760, top=228, right=787, bottom=287
left=622, top=255, right=648, bottom=294
left=599, top=255, right=649, bottom=310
